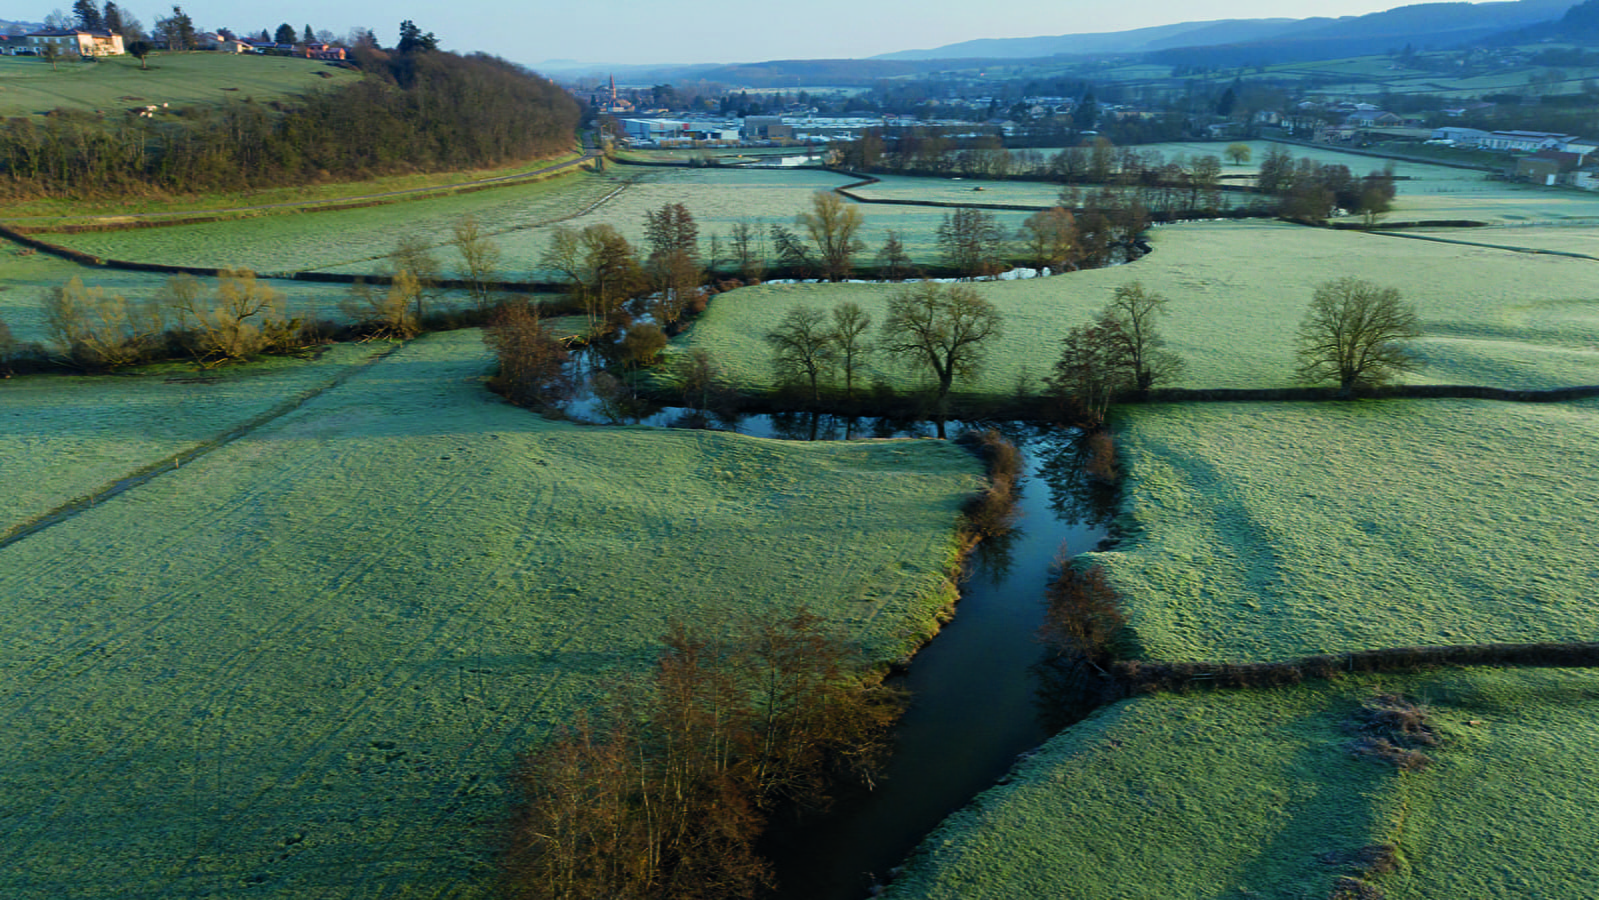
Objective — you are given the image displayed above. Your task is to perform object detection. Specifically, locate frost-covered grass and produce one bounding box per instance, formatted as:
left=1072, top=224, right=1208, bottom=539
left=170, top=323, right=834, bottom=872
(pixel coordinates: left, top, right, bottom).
left=0, top=328, right=981, bottom=899
left=0, top=154, right=583, bottom=222
left=40, top=166, right=1035, bottom=280
left=0, top=238, right=476, bottom=345
left=681, top=220, right=1599, bottom=396
left=36, top=169, right=635, bottom=276
left=1092, top=400, right=1599, bottom=663
left=883, top=668, right=1599, bottom=900
left=0, top=343, right=387, bottom=539
left=0, top=53, right=361, bottom=119
left=1402, top=224, right=1599, bottom=257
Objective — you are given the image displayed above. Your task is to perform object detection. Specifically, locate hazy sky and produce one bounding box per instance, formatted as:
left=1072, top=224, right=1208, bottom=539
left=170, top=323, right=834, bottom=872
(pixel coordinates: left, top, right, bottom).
left=105, top=0, right=1480, bottom=67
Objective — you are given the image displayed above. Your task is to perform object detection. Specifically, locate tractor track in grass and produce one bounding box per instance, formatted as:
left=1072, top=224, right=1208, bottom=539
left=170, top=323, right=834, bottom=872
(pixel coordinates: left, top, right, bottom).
left=0, top=343, right=402, bottom=554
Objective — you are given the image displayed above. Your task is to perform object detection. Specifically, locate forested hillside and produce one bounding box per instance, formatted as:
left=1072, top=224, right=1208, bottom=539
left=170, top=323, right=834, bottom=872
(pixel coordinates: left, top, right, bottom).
left=0, top=49, right=581, bottom=198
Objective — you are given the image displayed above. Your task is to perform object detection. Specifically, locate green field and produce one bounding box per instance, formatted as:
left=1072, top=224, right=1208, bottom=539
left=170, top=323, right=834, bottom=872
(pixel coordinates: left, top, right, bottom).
left=0, top=52, right=361, bottom=119
left=0, top=328, right=981, bottom=898
left=35, top=165, right=1042, bottom=279
left=1091, top=399, right=1599, bottom=663
left=678, top=220, right=1599, bottom=396
left=0, top=237, right=484, bottom=347
left=884, top=668, right=1599, bottom=900
left=27, top=168, right=637, bottom=278
left=0, top=342, right=388, bottom=539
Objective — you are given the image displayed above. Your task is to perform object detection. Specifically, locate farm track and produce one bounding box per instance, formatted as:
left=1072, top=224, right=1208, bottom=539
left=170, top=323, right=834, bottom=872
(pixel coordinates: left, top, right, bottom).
left=0, top=344, right=401, bottom=553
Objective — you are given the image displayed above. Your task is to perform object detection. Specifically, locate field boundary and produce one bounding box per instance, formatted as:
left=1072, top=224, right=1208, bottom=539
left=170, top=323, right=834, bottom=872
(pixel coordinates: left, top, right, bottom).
left=1361, top=229, right=1599, bottom=260
left=1114, top=641, right=1599, bottom=695
left=1143, top=383, right=1599, bottom=403
left=0, top=343, right=402, bottom=552
left=1266, top=136, right=1502, bottom=173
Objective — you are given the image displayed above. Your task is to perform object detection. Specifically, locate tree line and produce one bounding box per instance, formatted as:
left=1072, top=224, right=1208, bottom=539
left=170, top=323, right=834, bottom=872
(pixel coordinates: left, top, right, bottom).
left=831, top=134, right=1398, bottom=225
left=0, top=46, right=580, bottom=198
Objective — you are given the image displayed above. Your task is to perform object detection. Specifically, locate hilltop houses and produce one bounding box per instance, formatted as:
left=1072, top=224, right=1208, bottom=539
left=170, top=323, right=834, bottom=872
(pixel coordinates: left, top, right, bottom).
left=21, top=28, right=124, bottom=56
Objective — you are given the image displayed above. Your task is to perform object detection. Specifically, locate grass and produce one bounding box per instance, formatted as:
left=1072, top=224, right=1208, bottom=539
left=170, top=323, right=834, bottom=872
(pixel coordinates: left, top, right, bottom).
left=0, top=328, right=982, bottom=899
left=1091, top=399, right=1599, bottom=663
left=29, top=168, right=635, bottom=277
left=679, top=219, right=1599, bottom=396
left=0, top=52, right=361, bottom=119
left=0, top=342, right=389, bottom=540
left=882, top=667, right=1599, bottom=900
left=0, top=237, right=484, bottom=346
left=35, top=165, right=1041, bottom=279
left=0, top=153, right=584, bottom=223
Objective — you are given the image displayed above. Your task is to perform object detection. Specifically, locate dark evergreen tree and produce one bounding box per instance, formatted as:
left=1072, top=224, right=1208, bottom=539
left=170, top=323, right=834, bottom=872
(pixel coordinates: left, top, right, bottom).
left=273, top=23, right=296, bottom=44
left=396, top=20, right=437, bottom=54
left=72, top=0, right=103, bottom=31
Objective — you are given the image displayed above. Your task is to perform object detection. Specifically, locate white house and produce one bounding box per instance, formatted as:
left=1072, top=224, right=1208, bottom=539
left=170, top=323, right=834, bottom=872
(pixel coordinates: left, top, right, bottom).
left=26, top=28, right=124, bottom=56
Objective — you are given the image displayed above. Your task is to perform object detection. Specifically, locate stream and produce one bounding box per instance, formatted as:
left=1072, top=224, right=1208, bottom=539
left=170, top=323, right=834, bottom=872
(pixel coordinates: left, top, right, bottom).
left=576, top=392, right=1116, bottom=899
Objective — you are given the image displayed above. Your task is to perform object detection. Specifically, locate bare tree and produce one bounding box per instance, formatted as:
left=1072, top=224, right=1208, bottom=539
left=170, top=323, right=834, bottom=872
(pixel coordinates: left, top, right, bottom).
left=1295, top=277, right=1423, bottom=395
left=1047, top=318, right=1128, bottom=427
left=389, top=235, right=441, bottom=322
left=728, top=220, right=766, bottom=282
left=796, top=191, right=864, bottom=282
left=828, top=301, right=872, bottom=402
left=163, top=268, right=288, bottom=365
left=764, top=306, right=833, bottom=403
left=1018, top=206, right=1079, bottom=274
left=937, top=207, right=1008, bottom=279
left=874, top=229, right=914, bottom=281
left=1101, top=282, right=1182, bottom=393
left=643, top=203, right=702, bottom=328
left=541, top=224, right=645, bottom=332
left=483, top=300, right=571, bottom=410
left=881, top=281, right=1003, bottom=437
left=342, top=271, right=422, bottom=340
left=43, top=276, right=164, bottom=369
left=452, top=215, right=502, bottom=312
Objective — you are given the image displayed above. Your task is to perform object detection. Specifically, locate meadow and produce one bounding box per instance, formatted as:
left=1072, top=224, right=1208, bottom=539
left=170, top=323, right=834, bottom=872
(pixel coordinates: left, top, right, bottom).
left=0, top=53, right=361, bottom=119
left=35, top=164, right=1044, bottom=279
left=26, top=168, right=638, bottom=278
left=0, top=237, right=472, bottom=347
left=1091, top=399, right=1599, bottom=663
left=679, top=219, right=1599, bottom=396
left=0, top=328, right=982, bottom=898
left=0, top=342, right=387, bottom=541
left=883, top=668, right=1599, bottom=900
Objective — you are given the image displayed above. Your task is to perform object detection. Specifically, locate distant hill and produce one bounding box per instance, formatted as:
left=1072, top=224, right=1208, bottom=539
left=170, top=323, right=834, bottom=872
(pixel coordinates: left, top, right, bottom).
left=1500, top=0, right=1599, bottom=39
left=875, top=0, right=1574, bottom=63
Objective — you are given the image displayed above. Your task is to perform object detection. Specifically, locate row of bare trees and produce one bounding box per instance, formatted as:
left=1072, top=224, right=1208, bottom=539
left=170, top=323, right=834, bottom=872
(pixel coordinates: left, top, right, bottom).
left=506, top=611, right=903, bottom=900
left=765, top=282, right=1003, bottom=437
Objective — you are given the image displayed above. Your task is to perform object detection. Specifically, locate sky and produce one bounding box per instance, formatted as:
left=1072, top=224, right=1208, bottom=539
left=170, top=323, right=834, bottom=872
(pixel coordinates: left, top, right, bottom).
left=52, top=0, right=1501, bottom=67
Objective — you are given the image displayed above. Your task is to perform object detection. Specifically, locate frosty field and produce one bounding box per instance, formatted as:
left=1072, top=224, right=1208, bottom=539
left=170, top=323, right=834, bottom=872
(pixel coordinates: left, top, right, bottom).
left=1091, top=399, right=1599, bottom=663
left=0, top=238, right=425, bottom=346
left=0, top=343, right=387, bottom=541
left=681, top=220, right=1599, bottom=396
left=0, top=329, right=981, bottom=898
left=884, top=668, right=1599, bottom=900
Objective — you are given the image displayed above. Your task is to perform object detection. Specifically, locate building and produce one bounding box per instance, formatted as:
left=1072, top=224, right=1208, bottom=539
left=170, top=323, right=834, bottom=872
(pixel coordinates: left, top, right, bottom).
left=1481, top=130, right=1578, bottom=152
left=592, top=75, right=635, bottom=115
left=620, top=119, right=687, bottom=144
left=742, top=116, right=793, bottom=141
left=25, top=28, right=124, bottom=57
left=1429, top=127, right=1493, bottom=146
